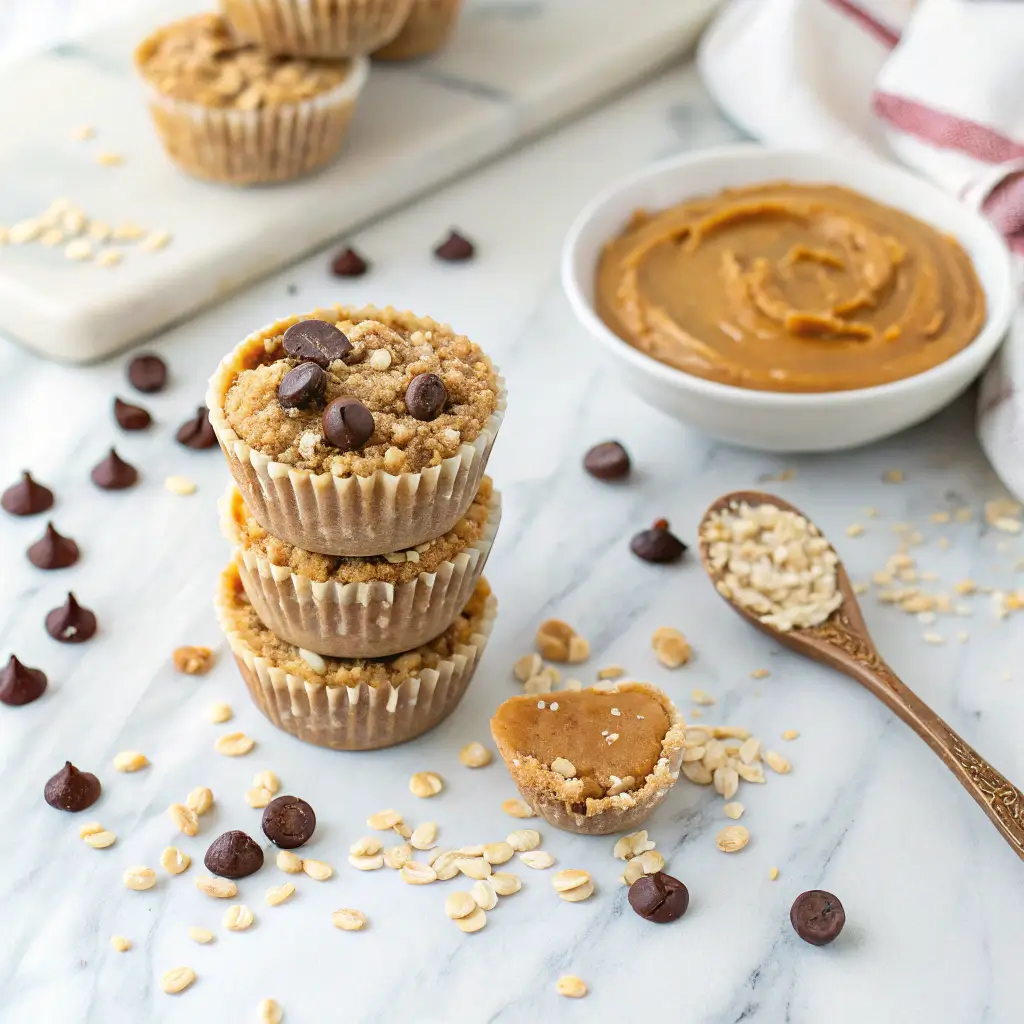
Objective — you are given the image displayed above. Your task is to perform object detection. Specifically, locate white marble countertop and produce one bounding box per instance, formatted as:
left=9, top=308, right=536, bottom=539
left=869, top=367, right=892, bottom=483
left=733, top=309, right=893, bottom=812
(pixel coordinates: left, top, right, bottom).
left=3, top=49, right=1024, bottom=1024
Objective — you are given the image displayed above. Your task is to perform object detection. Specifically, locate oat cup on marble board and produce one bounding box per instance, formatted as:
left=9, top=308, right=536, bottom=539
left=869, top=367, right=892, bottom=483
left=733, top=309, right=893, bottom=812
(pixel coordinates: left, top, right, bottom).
left=134, top=14, right=368, bottom=185
left=373, top=0, right=462, bottom=61
left=491, top=681, right=686, bottom=835
left=216, top=561, right=496, bottom=750
left=206, top=304, right=506, bottom=556
left=220, top=476, right=500, bottom=657
left=219, top=0, right=414, bottom=58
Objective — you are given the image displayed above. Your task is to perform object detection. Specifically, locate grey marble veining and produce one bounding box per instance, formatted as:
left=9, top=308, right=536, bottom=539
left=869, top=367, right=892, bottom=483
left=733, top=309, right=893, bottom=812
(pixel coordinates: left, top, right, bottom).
left=2, top=61, right=1024, bottom=1024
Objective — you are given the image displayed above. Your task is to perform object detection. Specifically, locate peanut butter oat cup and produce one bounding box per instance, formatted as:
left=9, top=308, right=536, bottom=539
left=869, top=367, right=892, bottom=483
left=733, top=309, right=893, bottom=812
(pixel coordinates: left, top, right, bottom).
left=216, top=562, right=496, bottom=750
left=491, top=682, right=686, bottom=835
left=220, top=479, right=500, bottom=657
left=373, top=0, right=462, bottom=60
left=220, top=0, right=415, bottom=57
left=206, top=305, right=506, bottom=556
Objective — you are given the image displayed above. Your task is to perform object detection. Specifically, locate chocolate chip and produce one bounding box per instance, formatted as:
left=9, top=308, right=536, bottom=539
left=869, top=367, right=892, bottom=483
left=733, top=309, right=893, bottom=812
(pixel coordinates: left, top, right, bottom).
left=791, top=890, right=846, bottom=946
left=44, top=762, right=101, bottom=812
left=322, top=397, right=374, bottom=451
left=404, top=372, right=448, bottom=422
left=630, top=518, right=687, bottom=563
left=127, top=353, right=167, bottom=393
left=434, top=229, right=475, bottom=262
left=90, top=448, right=138, bottom=490
left=113, top=397, right=152, bottom=431
left=2, top=471, right=54, bottom=516
left=27, top=522, right=80, bottom=570
left=204, top=830, right=265, bottom=878
left=278, top=361, right=327, bottom=410
left=176, top=406, right=218, bottom=449
left=262, top=795, right=316, bottom=849
left=282, top=319, right=352, bottom=368
left=628, top=871, right=690, bottom=923
left=45, top=593, right=97, bottom=644
left=0, top=655, right=47, bottom=707
left=584, top=441, right=631, bottom=480
left=331, top=246, right=369, bottom=277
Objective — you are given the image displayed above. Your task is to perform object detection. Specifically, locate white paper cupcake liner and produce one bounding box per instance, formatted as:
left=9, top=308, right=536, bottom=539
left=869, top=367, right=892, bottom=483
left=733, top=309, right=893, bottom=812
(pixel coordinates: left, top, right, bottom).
left=206, top=305, right=507, bottom=556
left=138, top=56, right=368, bottom=185
left=216, top=563, right=497, bottom=750
left=220, top=0, right=414, bottom=57
left=221, top=482, right=500, bottom=657
left=373, top=0, right=462, bottom=60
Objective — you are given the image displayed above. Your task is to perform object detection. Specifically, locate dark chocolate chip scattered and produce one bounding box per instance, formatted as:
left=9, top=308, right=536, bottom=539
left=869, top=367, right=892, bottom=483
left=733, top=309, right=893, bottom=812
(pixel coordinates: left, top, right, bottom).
left=278, top=361, right=327, bottom=410
left=45, top=593, right=97, bottom=644
left=628, top=871, right=690, bottom=923
left=262, top=795, right=317, bottom=849
left=27, top=522, right=80, bottom=570
left=44, top=761, right=101, bottom=812
left=584, top=441, right=631, bottom=481
left=127, top=353, right=167, bottom=393
left=176, top=406, right=218, bottom=449
left=2, top=471, right=54, bottom=516
left=791, top=890, right=846, bottom=946
left=322, top=396, right=374, bottom=452
left=282, top=318, right=352, bottom=368
left=113, top=396, right=152, bottom=431
left=91, top=448, right=138, bottom=490
left=331, top=246, right=369, bottom=277
left=405, top=372, right=448, bottom=421
left=630, top=518, right=687, bottom=563
left=434, top=229, right=475, bottom=262
left=204, top=830, right=265, bottom=878
left=0, top=655, right=47, bottom=707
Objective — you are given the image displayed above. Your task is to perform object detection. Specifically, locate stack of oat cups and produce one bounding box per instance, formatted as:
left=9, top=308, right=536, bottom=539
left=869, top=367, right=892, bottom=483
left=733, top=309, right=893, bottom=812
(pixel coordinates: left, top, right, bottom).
left=208, top=305, right=504, bottom=750
left=133, top=0, right=464, bottom=185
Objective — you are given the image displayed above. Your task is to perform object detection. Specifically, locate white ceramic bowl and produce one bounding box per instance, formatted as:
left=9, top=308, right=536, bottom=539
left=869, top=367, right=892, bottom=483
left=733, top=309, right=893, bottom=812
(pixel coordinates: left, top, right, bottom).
left=561, top=144, right=1015, bottom=452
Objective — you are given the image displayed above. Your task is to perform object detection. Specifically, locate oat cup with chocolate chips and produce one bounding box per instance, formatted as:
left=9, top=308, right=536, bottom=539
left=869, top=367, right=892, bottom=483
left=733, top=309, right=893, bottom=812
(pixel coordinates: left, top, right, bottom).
left=220, top=0, right=415, bottom=58
left=373, top=0, right=463, bottom=61
left=220, top=475, right=500, bottom=657
left=207, top=305, right=506, bottom=555
left=216, top=561, right=496, bottom=750
left=134, top=14, right=368, bottom=185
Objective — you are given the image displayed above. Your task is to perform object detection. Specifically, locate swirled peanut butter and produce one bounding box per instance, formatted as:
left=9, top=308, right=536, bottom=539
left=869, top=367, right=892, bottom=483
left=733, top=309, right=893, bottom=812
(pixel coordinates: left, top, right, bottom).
left=596, top=182, right=986, bottom=392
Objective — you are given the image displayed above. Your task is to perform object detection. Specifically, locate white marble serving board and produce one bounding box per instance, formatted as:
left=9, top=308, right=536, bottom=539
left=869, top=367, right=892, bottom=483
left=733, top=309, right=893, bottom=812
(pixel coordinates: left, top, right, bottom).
left=0, top=0, right=718, bottom=364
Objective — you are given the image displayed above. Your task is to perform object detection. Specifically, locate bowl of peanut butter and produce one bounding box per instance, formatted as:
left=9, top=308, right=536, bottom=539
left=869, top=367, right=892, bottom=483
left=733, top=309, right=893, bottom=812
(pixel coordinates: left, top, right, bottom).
left=562, top=144, right=1014, bottom=451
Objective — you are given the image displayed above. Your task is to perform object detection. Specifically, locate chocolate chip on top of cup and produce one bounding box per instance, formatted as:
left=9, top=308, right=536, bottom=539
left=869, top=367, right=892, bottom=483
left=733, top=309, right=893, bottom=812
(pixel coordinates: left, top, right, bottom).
left=222, top=313, right=499, bottom=477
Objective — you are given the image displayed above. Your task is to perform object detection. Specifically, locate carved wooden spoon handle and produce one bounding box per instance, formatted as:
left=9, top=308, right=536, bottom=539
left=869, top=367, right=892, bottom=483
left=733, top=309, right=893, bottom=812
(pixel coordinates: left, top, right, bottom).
left=851, top=658, right=1024, bottom=861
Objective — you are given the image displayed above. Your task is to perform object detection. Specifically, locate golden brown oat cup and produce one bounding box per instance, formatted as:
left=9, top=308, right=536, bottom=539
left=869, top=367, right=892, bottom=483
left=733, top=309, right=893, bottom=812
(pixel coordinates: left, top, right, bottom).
left=373, top=0, right=462, bottom=60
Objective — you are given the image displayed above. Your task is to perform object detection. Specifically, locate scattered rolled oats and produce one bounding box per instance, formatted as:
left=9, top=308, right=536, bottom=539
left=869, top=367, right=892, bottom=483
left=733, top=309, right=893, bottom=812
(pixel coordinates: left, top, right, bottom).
left=96, top=151, right=124, bottom=166
left=332, top=908, right=367, bottom=931
left=195, top=875, right=238, bottom=899
left=276, top=851, right=303, bottom=874
left=682, top=761, right=714, bottom=785
left=691, top=689, right=715, bottom=706
left=302, top=859, right=333, bottom=882
left=393, top=821, right=413, bottom=840
left=141, top=230, right=171, bottom=252
left=763, top=750, right=792, bottom=774
left=723, top=802, right=745, bottom=820
left=651, top=627, right=692, bottom=668
left=552, top=869, right=591, bottom=893
left=258, top=998, right=283, bottom=1024
left=64, top=239, right=91, bottom=261
left=446, top=891, right=477, bottom=919
left=597, top=665, right=626, bottom=680
left=506, top=829, right=541, bottom=853
left=222, top=904, right=254, bottom=931
left=501, top=798, right=536, bottom=819
left=736, top=761, right=766, bottom=784
left=383, top=844, right=413, bottom=870
left=96, top=249, right=122, bottom=268
left=457, top=858, right=492, bottom=880
left=165, top=475, right=197, bottom=496
left=713, top=766, right=739, bottom=800
left=409, top=771, right=444, bottom=798
left=160, top=966, right=196, bottom=995
left=738, top=737, right=761, bottom=764
left=245, top=787, right=273, bottom=809
left=410, top=822, right=438, bottom=851
left=367, top=809, right=402, bottom=830
left=768, top=867, right=780, bottom=881
left=459, top=741, right=492, bottom=768
left=215, top=732, right=255, bottom=756
left=123, top=866, right=157, bottom=891
left=556, top=976, right=588, bottom=999
left=750, top=668, right=771, bottom=679
left=401, top=861, right=438, bottom=885
left=781, top=730, right=800, bottom=742
left=513, top=652, right=543, bottom=682
left=110, top=935, right=131, bottom=952
left=490, top=872, right=521, bottom=896
left=265, top=882, right=295, bottom=906
left=551, top=757, right=576, bottom=778
left=716, top=825, right=750, bottom=853
left=113, top=750, right=149, bottom=773
left=635, top=850, right=664, bottom=874
left=168, top=803, right=199, bottom=837
left=519, top=851, right=555, bottom=870
left=208, top=702, right=232, bottom=723
left=161, top=847, right=191, bottom=875
left=188, top=927, right=214, bottom=944
left=186, top=787, right=214, bottom=816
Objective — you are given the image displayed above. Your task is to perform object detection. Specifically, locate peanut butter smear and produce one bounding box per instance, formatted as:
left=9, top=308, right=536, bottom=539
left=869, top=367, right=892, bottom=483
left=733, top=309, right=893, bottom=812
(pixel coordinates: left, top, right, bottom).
left=596, top=182, right=986, bottom=392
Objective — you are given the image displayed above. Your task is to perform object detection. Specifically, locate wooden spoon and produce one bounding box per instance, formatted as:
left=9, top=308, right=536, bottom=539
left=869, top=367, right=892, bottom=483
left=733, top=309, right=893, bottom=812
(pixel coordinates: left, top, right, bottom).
left=699, top=489, right=1024, bottom=862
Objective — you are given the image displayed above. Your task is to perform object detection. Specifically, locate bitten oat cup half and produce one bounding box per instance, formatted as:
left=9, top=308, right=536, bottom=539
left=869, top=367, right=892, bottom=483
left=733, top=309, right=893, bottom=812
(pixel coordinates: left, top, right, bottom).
left=206, top=305, right=506, bottom=556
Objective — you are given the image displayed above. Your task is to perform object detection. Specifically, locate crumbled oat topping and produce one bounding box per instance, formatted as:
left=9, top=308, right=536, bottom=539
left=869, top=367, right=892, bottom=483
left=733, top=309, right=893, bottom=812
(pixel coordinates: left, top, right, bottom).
left=174, top=645, right=215, bottom=675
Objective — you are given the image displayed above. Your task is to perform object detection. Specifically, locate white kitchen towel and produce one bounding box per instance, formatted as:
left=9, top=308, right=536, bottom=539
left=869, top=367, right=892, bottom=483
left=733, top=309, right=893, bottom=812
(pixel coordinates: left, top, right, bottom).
left=698, top=0, right=1024, bottom=496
